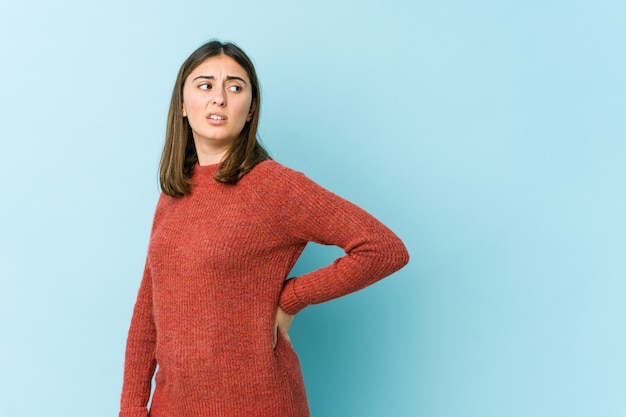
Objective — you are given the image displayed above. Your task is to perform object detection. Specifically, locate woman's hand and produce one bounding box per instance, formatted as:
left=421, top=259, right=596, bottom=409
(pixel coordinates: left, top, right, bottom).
left=273, top=306, right=294, bottom=348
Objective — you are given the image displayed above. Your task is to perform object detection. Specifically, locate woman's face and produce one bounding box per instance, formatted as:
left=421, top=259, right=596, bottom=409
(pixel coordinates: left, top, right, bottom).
left=182, top=55, right=255, bottom=150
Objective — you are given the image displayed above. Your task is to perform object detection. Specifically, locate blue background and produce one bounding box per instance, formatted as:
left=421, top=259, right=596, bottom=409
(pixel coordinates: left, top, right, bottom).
left=1, top=1, right=624, bottom=416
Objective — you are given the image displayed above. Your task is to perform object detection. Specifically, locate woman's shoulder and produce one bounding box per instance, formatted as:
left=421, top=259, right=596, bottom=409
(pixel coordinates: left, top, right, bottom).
left=250, top=159, right=299, bottom=175
left=240, top=160, right=318, bottom=212
left=244, top=159, right=307, bottom=185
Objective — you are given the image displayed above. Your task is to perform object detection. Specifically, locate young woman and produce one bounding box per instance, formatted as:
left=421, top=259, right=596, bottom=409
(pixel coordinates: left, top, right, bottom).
left=119, top=40, right=409, bottom=417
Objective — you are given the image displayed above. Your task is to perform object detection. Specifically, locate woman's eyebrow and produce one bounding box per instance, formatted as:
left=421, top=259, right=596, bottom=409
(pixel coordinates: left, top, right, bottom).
left=226, top=76, right=247, bottom=85
left=192, top=75, right=248, bottom=85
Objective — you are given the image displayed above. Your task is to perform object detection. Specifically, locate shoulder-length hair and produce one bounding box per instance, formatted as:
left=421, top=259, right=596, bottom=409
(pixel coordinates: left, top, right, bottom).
left=159, top=40, right=270, bottom=197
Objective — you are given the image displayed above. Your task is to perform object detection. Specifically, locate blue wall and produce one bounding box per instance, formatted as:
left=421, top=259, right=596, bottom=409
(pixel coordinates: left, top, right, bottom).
left=1, top=1, right=624, bottom=416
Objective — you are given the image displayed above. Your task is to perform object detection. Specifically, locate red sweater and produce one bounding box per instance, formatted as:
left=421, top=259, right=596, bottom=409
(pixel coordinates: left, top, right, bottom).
left=119, top=160, right=409, bottom=417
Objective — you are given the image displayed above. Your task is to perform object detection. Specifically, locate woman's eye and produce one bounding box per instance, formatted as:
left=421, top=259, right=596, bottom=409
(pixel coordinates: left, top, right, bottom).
left=199, top=83, right=211, bottom=90
left=228, top=85, right=242, bottom=93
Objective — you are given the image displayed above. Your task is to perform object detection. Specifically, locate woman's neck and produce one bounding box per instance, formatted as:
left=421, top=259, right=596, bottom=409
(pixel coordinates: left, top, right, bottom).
left=194, top=138, right=232, bottom=166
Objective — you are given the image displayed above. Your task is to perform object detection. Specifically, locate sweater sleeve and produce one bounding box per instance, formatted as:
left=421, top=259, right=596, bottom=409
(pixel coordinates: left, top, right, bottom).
left=256, top=163, right=410, bottom=315
left=118, top=258, right=158, bottom=417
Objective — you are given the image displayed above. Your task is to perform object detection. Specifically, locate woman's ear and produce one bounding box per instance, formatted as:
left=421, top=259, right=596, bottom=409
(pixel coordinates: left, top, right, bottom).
left=182, top=103, right=187, bottom=118
left=247, top=100, right=256, bottom=121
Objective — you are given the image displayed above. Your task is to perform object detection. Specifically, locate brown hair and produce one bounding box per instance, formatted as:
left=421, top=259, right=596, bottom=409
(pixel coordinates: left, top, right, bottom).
left=159, top=40, right=270, bottom=197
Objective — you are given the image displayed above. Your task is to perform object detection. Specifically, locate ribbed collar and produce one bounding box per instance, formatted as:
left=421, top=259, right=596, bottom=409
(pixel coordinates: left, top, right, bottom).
left=191, top=163, right=221, bottom=186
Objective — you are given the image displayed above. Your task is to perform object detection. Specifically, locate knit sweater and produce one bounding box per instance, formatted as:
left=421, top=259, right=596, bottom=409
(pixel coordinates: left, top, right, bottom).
left=119, top=160, right=409, bottom=417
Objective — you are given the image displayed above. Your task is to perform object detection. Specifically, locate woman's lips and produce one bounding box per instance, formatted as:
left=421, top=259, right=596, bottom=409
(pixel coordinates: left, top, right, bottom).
left=207, top=113, right=227, bottom=124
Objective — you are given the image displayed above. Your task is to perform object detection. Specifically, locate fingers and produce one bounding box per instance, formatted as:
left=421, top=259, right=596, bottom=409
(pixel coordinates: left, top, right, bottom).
left=274, top=326, right=292, bottom=348
left=274, top=306, right=295, bottom=348
left=281, top=329, right=292, bottom=347
left=273, top=324, right=278, bottom=349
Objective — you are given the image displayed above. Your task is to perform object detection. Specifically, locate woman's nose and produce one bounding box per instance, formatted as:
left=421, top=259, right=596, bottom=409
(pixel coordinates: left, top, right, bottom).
left=212, top=88, right=226, bottom=106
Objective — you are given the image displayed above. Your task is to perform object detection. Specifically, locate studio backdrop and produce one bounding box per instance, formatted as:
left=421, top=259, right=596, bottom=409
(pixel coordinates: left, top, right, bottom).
left=0, top=1, right=624, bottom=416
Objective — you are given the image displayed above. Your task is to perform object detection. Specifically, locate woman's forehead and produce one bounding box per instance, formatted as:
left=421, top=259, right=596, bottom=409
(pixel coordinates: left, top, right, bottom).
left=188, top=55, right=249, bottom=80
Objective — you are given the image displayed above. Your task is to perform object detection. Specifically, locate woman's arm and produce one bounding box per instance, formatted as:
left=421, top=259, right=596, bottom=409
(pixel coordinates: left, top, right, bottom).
left=118, top=260, right=157, bottom=417
left=256, top=163, right=410, bottom=315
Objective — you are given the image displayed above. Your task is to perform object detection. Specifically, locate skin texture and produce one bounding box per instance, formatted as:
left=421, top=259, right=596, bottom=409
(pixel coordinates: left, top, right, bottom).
left=182, top=54, right=293, bottom=343
left=182, top=55, right=256, bottom=166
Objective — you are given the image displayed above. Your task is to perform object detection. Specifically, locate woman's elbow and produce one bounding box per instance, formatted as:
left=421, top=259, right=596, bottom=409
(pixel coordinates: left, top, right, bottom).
left=390, top=239, right=410, bottom=272
left=378, top=234, right=409, bottom=275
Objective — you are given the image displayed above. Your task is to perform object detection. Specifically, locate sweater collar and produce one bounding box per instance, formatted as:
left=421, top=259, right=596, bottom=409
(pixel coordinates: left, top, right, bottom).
left=191, top=162, right=221, bottom=186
